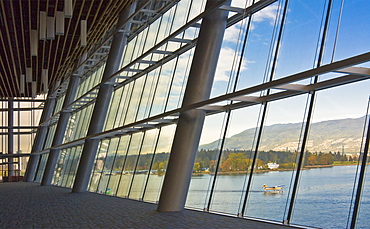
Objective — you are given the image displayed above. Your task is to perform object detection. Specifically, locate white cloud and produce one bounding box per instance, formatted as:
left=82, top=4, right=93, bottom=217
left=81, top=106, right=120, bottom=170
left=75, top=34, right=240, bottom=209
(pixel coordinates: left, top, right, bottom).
left=214, top=47, right=250, bottom=82
left=223, top=24, right=243, bottom=44
left=252, top=4, right=279, bottom=25
left=223, top=4, right=279, bottom=43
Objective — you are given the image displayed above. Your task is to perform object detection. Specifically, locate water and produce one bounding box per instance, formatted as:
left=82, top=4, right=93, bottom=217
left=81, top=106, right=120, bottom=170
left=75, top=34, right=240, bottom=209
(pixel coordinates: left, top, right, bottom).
left=93, top=165, right=369, bottom=228
left=186, top=165, right=370, bottom=229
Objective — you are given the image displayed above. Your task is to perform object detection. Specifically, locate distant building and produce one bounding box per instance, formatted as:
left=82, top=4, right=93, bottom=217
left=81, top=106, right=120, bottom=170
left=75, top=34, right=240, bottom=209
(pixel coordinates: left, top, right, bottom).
left=267, top=163, right=279, bottom=169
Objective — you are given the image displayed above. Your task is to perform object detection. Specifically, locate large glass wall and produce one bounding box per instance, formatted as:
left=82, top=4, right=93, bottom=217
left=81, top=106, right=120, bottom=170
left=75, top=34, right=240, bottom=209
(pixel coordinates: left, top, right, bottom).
left=290, top=81, right=370, bottom=228
left=76, top=64, right=105, bottom=98
left=52, top=146, right=83, bottom=188
left=29, top=0, right=370, bottom=228
left=0, top=99, right=43, bottom=179
left=34, top=153, right=49, bottom=182
left=63, top=104, right=94, bottom=143
left=87, top=125, right=176, bottom=202
left=103, top=0, right=204, bottom=131
left=185, top=0, right=370, bottom=228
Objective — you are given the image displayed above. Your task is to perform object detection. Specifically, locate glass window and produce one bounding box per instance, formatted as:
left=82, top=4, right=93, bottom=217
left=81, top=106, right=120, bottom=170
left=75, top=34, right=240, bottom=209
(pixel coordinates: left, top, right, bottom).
left=96, top=138, right=120, bottom=194
left=235, top=2, right=281, bottom=91
left=165, top=49, right=194, bottom=112
left=273, top=0, right=328, bottom=79
left=129, top=129, right=160, bottom=200
left=291, top=81, right=370, bottom=228
left=143, top=125, right=176, bottom=202
left=106, top=135, right=131, bottom=196
left=244, top=95, right=308, bottom=221
left=116, top=132, right=144, bottom=197
left=88, top=141, right=108, bottom=192
left=149, top=59, right=177, bottom=117
left=186, top=113, right=227, bottom=210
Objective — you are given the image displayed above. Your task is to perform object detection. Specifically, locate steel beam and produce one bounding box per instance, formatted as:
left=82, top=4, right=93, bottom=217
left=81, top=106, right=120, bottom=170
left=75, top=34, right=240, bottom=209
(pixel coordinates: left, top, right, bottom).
left=24, top=88, right=56, bottom=182
left=7, top=98, right=14, bottom=177
left=41, top=74, right=80, bottom=186
left=72, top=2, right=137, bottom=193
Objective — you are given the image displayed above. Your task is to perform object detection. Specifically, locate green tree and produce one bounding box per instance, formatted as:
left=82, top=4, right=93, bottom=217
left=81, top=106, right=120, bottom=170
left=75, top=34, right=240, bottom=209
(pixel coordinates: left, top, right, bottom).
left=193, top=162, right=201, bottom=173
left=308, top=155, right=316, bottom=165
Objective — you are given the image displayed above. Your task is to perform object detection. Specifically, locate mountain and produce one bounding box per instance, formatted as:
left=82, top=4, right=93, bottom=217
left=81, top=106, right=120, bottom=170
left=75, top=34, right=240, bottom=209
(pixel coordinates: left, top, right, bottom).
left=200, top=116, right=368, bottom=153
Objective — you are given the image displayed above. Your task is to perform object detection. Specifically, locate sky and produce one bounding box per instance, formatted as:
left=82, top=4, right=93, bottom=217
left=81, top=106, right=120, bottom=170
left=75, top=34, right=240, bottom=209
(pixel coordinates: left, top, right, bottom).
left=199, top=0, right=370, bottom=144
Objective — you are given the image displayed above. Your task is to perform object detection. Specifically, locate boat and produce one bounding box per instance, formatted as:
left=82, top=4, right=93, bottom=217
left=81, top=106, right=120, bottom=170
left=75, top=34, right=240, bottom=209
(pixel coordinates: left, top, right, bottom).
left=263, top=184, right=284, bottom=193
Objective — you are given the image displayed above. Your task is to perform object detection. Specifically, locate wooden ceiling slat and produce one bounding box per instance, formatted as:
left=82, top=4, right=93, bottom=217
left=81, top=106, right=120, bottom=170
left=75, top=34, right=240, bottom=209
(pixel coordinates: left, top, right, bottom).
left=61, top=0, right=127, bottom=80
left=19, top=0, right=28, bottom=97
left=55, top=1, right=110, bottom=82
left=10, top=1, right=23, bottom=96
left=34, top=0, right=40, bottom=94
left=26, top=0, right=32, bottom=97
left=0, top=0, right=133, bottom=98
left=50, top=0, right=89, bottom=83
left=0, top=57, right=12, bottom=98
left=47, top=0, right=61, bottom=89
left=0, top=1, right=18, bottom=97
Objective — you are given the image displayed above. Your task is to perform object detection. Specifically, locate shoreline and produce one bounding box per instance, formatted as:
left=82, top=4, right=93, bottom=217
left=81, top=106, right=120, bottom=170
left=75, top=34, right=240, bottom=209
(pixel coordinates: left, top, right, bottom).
left=193, top=162, right=360, bottom=176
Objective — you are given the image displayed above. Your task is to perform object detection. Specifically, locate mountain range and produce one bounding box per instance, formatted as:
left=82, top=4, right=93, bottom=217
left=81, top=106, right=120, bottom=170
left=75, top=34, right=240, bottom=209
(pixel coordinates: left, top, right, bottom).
left=200, top=116, right=369, bottom=153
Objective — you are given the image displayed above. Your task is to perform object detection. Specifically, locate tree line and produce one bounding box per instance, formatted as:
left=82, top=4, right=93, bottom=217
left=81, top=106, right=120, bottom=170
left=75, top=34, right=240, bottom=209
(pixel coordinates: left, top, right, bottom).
left=92, top=149, right=354, bottom=175
left=194, top=149, right=354, bottom=172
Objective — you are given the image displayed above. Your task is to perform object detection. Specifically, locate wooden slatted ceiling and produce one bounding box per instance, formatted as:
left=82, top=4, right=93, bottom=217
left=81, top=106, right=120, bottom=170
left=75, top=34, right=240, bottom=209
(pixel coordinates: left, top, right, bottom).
left=0, top=0, right=133, bottom=98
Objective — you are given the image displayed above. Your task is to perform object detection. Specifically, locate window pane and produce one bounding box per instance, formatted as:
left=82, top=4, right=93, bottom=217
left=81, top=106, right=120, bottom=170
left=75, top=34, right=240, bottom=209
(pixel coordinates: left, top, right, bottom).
left=117, top=133, right=144, bottom=197
left=143, top=125, right=176, bottom=202
left=244, top=95, right=308, bottom=221
left=129, top=129, right=159, bottom=200
left=292, top=80, right=370, bottom=228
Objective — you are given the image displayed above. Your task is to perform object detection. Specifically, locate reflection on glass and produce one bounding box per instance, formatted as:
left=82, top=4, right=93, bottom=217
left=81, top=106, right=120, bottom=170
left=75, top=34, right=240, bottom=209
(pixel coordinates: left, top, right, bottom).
left=104, top=88, right=124, bottom=130
left=34, top=153, right=49, bottom=183
left=53, top=149, right=66, bottom=185
left=123, top=77, right=145, bottom=125
left=136, top=72, right=157, bottom=121
left=117, top=133, right=144, bottom=197
left=67, top=146, right=82, bottom=187
left=63, top=147, right=76, bottom=188
left=143, top=125, right=176, bottom=202
left=88, top=141, right=107, bottom=192
left=106, top=135, right=131, bottom=196
left=60, top=148, right=73, bottom=187
left=118, top=83, right=134, bottom=127
left=129, top=129, right=159, bottom=200
left=96, top=138, right=120, bottom=194
left=150, top=59, right=177, bottom=117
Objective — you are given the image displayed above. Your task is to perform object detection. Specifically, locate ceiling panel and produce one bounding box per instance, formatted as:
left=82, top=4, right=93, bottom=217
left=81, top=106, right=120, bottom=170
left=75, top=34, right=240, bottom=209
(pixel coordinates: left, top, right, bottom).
left=0, top=0, right=132, bottom=98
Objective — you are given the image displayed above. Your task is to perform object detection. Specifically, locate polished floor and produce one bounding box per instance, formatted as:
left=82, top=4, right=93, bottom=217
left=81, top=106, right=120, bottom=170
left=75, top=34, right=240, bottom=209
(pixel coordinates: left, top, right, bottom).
left=0, top=182, right=297, bottom=228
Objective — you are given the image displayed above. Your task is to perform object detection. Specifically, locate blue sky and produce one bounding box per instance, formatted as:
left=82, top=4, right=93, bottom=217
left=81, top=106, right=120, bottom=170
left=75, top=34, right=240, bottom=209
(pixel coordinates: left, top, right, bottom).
left=199, top=0, right=370, bottom=144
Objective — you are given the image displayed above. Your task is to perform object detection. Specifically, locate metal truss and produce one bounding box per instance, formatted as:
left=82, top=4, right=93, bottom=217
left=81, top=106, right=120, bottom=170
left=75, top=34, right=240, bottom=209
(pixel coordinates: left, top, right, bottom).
left=40, top=0, right=277, bottom=128
left=34, top=52, right=370, bottom=155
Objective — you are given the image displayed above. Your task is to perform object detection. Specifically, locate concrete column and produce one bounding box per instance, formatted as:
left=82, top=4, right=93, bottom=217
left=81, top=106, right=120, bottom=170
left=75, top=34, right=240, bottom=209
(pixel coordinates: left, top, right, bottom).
left=157, top=0, right=230, bottom=212
left=72, top=2, right=136, bottom=193
left=24, top=89, right=56, bottom=182
left=41, top=75, right=80, bottom=186
left=8, top=98, right=14, bottom=177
